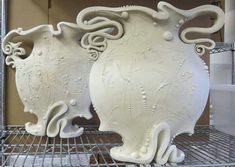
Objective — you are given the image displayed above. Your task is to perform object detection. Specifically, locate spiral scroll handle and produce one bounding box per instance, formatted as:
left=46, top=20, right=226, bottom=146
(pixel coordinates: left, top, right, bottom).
left=2, top=28, right=27, bottom=68
left=76, top=7, right=125, bottom=61
left=178, top=4, right=224, bottom=55
left=158, top=1, right=224, bottom=56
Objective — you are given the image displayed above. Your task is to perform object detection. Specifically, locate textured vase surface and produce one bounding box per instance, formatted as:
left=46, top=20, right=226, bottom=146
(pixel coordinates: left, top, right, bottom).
left=2, top=1, right=225, bottom=165
left=2, top=22, right=92, bottom=138
left=76, top=1, right=224, bottom=164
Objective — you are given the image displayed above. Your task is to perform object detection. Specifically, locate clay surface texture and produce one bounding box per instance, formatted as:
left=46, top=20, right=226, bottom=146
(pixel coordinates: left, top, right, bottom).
left=76, top=1, right=224, bottom=164
left=2, top=23, right=92, bottom=138
left=2, top=1, right=224, bottom=165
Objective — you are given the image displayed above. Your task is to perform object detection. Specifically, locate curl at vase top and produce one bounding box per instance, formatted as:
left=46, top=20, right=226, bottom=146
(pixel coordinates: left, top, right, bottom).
left=2, top=22, right=93, bottom=138
left=77, top=1, right=224, bottom=164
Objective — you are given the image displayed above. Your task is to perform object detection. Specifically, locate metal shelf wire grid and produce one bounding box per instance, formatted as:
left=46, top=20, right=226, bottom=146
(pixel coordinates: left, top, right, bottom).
left=210, top=42, right=234, bottom=54
left=1, top=125, right=235, bottom=167
left=210, top=42, right=235, bottom=84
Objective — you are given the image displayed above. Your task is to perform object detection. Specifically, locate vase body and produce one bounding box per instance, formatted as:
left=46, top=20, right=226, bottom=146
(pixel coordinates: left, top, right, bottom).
left=3, top=23, right=92, bottom=138
left=2, top=1, right=225, bottom=165
left=89, top=13, right=208, bottom=164
left=77, top=1, right=224, bottom=164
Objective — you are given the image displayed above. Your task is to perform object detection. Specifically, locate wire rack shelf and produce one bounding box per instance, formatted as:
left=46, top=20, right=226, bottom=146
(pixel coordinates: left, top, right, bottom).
left=1, top=125, right=235, bottom=167
left=210, top=42, right=234, bottom=54
left=210, top=42, right=235, bottom=84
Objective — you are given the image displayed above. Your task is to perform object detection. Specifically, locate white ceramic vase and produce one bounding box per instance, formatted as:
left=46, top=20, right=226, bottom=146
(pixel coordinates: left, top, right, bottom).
left=2, top=22, right=92, bottom=138
left=77, top=2, right=224, bottom=164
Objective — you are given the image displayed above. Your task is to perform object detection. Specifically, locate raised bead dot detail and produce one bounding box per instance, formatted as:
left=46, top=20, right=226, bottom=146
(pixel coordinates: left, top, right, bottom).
left=38, top=50, right=42, bottom=56
left=178, top=18, right=184, bottom=25
left=153, top=22, right=158, bottom=27
left=70, top=99, right=77, bottom=106
left=140, top=146, right=147, bottom=153
left=131, top=152, right=139, bottom=159
left=121, top=12, right=129, bottom=19
left=163, top=31, right=173, bottom=41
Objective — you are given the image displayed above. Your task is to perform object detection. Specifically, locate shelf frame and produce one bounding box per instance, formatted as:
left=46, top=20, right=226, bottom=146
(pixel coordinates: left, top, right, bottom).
left=1, top=1, right=235, bottom=166
left=210, top=42, right=235, bottom=84
left=0, top=0, right=7, bottom=134
left=1, top=125, right=235, bottom=167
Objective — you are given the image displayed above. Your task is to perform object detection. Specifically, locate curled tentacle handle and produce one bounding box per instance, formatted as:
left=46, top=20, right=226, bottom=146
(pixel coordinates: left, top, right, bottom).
left=77, top=3, right=224, bottom=58
left=2, top=22, right=82, bottom=67
left=76, top=7, right=128, bottom=61
left=158, top=2, right=224, bottom=55
left=2, top=28, right=26, bottom=68
left=180, top=5, right=224, bottom=55
left=76, top=5, right=175, bottom=61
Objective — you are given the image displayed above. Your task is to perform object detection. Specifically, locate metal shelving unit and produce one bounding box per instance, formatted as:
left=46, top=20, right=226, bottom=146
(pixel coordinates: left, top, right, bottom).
left=0, top=125, right=235, bottom=167
left=1, top=1, right=235, bottom=167
left=0, top=0, right=7, bottom=131
left=210, top=42, right=234, bottom=54
left=210, top=42, right=235, bottom=84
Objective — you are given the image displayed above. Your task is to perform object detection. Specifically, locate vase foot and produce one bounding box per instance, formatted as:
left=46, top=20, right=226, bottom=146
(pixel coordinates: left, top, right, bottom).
left=110, top=122, right=185, bottom=164
left=59, top=120, right=84, bottom=138
left=25, top=122, right=46, bottom=136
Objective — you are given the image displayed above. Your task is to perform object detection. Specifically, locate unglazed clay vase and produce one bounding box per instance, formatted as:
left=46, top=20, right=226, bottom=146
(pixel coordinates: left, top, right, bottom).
left=77, top=2, right=224, bottom=164
left=2, top=22, right=92, bottom=138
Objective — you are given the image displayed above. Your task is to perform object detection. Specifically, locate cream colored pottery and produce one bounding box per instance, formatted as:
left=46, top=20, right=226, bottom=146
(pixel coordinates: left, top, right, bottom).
left=2, top=22, right=92, bottom=138
left=77, top=2, right=224, bottom=164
